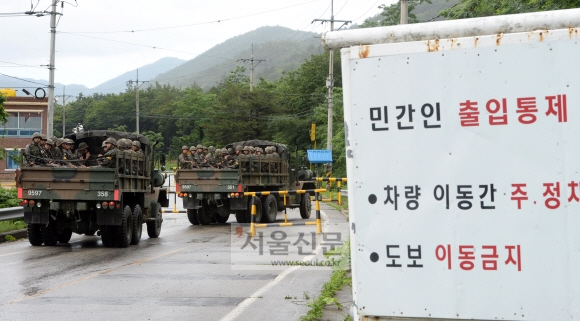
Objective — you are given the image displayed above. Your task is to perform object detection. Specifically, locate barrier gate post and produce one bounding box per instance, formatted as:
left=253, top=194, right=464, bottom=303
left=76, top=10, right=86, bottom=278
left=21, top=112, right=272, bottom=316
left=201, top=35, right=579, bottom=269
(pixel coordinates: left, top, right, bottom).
left=250, top=196, right=257, bottom=237
left=315, top=191, right=322, bottom=234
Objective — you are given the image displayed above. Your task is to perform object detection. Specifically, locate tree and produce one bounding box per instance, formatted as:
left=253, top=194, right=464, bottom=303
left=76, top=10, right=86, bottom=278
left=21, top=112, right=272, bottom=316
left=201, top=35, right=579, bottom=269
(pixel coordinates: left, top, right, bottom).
left=361, top=0, right=432, bottom=27
left=440, top=0, right=580, bottom=19
left=0, top=93, right=8, bottom=161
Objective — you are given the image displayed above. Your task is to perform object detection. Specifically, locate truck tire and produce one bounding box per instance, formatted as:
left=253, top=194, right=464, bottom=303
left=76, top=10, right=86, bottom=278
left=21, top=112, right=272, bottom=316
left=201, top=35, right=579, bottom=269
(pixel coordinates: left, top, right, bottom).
left=235, top=210, right=246, bottom=223
left=299, top=194, right=312, bottom=219
left=187, top=209, right=199, bottom=225
left=41, top=222, right=58, bottom=246
left=57, top=229, right=73, bottom=243
left=262, top=195, right=278, bottom=223
left=214, top=213, right=229, bottom=224
left=197, top=206, right=213, bottom=225
left=131, top=205, right=143, bottom=245
left=101, top=226, right=116, bottom=247
left=116, top=205, right=133, bottom=248
left=146, top=203, right=162, bottom=238
left=245, top=197, right=263, bottom=223
left=27, top=224, right=43, bottom=246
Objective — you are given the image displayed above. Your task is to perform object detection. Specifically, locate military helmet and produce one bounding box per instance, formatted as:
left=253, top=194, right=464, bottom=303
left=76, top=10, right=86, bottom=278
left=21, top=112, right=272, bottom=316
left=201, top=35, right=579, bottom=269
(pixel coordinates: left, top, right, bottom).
left=46, top=139, right=54, bottom=146
left=209, top=146, right=215, bottom=153
left=32, top=132, right=42, bottom=139
left=235, top=145, right=243, bottom=151
left=182, top=145, right=188, bottom=150
left=40, top=134, right=47, bottom=140
left=243, top=146, right=251, bottom=151
left=189, top=146, right=196, bottom=151
left=101, top=141, right=107, bottom=148
left=65, top=138, right=75, bottom=144
left=56, top=138, right=65, bottom=147
left=78, top=142, right=89, bottom=150
left=118, top=139, right=128, bottom=149
left=264, top=146, right=271, bottom=153
left=196, top=144, right=203, bottom=149
left=104, top=137, right=118, bottom=146
left=50, top=135, right=58, bottom=142
left=248, top=146, right=255, bottom=152
left=202, top=146, right=208, bottom=151
left=256, top=147, right=264, bottom=153
left=132, top=140, right=141, bottom=148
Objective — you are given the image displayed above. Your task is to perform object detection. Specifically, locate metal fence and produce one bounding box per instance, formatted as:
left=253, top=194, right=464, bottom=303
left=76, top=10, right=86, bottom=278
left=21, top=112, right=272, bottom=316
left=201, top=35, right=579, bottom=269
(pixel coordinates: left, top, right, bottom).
left=0, top=207, right=24, bottom=221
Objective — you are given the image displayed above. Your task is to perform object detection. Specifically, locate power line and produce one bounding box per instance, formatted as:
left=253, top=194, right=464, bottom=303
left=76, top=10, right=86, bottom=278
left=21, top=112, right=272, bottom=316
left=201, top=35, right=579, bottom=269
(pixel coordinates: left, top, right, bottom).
left=0, top=73, right=48, bottom=87
left=0, top=60, right=46, bottom=69
left=61, top=0, right=323, bottom=34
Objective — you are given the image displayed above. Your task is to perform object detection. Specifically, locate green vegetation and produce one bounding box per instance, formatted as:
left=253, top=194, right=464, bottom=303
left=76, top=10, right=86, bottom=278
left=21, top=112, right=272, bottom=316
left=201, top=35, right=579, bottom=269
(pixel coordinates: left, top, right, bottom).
left=441, top=0, right=580, bottom=19
left=0, top=219, right=26, bottom=234
left=0, top=187, right=20, bottom=208
left=301, top=241, right=351, bottom=321
left=5, top=235, right=16, bottom=242
left=58, top=49, right=346, bottom=178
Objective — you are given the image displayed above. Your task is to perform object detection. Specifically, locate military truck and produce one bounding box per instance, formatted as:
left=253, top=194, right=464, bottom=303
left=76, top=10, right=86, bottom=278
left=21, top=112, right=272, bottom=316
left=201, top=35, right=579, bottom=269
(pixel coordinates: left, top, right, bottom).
left=175, top=140, right=316, bottom=225
left=16, top=130, right=169, bottom=248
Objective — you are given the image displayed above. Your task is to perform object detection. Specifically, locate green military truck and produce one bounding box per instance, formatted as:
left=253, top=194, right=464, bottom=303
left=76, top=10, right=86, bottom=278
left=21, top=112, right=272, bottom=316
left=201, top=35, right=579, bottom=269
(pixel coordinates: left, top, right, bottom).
left=16, top=130, right=169, bottom=248
left=175, top=140, right=315, bottom=225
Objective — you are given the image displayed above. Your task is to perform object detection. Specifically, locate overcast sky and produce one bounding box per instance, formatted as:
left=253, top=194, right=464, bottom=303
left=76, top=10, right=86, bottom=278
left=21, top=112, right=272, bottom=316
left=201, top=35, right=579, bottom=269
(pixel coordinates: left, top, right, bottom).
left=1, top=0, right=391, bottom=88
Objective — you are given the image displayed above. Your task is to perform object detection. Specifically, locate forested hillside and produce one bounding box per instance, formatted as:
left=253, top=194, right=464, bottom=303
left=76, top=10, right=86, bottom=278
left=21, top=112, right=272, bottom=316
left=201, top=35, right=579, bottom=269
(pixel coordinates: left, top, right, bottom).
left=153, top=26, right=322, bottom=90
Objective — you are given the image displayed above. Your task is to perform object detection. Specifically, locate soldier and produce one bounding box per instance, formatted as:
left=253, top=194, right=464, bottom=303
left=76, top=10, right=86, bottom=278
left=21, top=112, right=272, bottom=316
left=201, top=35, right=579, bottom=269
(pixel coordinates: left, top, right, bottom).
left=203, top=146, right=209, bottom=156
left=77, top=142, right=90, bottom=166
left=24, top=132, right=43, bottom=166
left=271, top=146, right=280, bottom=158
left=132, top=141, right=143, bottom=154
left=65, top=138, right=79, bottom=162
left=98, top=137, right=118, bottom=168
left=179, top=146, right=192, bottom=169
left=41, top=139, right=59, bottom=167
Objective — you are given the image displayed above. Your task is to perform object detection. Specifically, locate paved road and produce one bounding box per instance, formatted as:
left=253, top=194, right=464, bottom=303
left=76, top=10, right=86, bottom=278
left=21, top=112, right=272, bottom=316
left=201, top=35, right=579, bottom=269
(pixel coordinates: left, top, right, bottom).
left=0, top=199, right=349, bottom=321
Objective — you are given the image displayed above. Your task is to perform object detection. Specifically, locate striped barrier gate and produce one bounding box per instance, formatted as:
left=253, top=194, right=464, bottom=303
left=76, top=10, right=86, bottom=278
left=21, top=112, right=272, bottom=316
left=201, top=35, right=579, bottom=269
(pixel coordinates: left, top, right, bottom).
left=246, top=189, right=326, bottom=236
left=315, top=177, right=347, bottom=205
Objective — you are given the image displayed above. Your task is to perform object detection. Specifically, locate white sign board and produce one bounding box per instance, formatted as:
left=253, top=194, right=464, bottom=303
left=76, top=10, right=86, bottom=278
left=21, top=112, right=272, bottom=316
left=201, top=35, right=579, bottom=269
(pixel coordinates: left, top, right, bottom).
left=343, top=28, right=580, bottom=320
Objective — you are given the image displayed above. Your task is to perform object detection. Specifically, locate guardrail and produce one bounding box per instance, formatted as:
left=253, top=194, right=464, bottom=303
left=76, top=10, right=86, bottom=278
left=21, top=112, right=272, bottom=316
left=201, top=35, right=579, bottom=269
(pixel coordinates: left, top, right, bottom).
left=0, top=207, right=24, bottom=221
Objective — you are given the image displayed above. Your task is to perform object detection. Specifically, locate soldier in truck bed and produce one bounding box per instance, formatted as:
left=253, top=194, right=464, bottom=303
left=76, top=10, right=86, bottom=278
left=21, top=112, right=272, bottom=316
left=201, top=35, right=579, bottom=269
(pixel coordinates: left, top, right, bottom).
left=24, top=132, right=43, bottom=166
left=179, top=146, right=192, bottom=169
left=98, top=137, right=118, bottom=168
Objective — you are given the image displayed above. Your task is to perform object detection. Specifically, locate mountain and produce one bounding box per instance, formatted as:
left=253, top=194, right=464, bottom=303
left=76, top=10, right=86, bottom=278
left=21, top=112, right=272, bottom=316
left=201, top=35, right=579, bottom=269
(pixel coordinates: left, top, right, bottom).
left=153, top=26, right=322, bottom=90
left=92, top=57, right=186, bottom=94
left=0, top=57, right=185, bottom=98
left=350, top=0, right=459, bottom=28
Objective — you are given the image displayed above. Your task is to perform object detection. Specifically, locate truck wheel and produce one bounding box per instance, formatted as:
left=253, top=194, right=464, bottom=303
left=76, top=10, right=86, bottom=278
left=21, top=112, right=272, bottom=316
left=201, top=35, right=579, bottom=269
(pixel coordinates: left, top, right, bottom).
left=245, top=197, right=262, bottom=223
left=187, top=209, right=199, bottom=225
left=41, top=222, right=58, bottom=246
left=214, top=213, right=229, bottom=224
left=299, top=194, right=312, bottom=219
left=116, top=205, right=133, bottom=248
left=146, top=202, right=162, bottom=238
left=197, top=206, right=213, bottom=225
left=235, top=210, right=246, bottom=223
left=101, top=226, right=115, bottom=247
left=130, top=205, right=143, bottom=245
left=262, top=195, right=278, bottom=223
left=57, top=229, right=73, bottom=243
left=27, top=224, right=43, bottom=246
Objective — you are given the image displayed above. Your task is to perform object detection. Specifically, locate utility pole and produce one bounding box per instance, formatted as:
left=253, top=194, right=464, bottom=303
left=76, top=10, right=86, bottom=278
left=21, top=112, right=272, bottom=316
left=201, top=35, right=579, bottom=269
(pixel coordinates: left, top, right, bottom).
left=313, top=1, right=351, bottom=152
left=400, top=0, right=409, bottom=24
left=46, top=0, right=58, bottom=137
left=56, top=86, right=72, bottom=136
left=127, top=69, right=148, bottom=134
left=237, top=44, right=265, bottom=92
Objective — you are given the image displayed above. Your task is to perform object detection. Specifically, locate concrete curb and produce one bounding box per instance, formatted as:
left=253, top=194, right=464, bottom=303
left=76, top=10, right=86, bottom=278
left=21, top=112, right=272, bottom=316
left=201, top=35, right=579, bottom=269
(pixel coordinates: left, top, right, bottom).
left=0, top=228, right=27, bottom=243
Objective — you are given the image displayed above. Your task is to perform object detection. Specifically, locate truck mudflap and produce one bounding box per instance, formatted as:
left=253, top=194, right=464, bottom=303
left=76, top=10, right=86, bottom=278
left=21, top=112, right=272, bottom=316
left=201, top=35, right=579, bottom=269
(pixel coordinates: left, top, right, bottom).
left=23, top=210, right=49, bottom=224
left=96, top=209, right=122, bottom=225
left=229, top=197, right=247, bottom=211
left=182, top=196, right=202, bottom=210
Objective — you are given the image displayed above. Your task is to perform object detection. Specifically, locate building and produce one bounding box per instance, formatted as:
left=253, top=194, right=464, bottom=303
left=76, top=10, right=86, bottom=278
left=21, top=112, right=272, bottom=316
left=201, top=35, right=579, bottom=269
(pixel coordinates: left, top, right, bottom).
left=1, top=96, right=48, bottom=185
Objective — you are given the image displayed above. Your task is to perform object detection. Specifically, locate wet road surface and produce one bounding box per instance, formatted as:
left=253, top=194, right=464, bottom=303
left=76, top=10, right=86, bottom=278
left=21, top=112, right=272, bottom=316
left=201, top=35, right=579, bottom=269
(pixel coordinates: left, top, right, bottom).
left=0, top=200, right=348, bottom=321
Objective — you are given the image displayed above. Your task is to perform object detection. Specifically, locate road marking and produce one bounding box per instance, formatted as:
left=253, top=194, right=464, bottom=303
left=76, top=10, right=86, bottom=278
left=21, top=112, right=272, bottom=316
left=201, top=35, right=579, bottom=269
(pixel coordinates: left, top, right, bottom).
left=1, top=247, right=185, bottom=306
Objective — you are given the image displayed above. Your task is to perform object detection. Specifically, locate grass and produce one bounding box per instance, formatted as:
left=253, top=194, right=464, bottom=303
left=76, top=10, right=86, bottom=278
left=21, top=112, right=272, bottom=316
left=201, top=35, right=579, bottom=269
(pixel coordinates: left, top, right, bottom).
left=0, top=219, right=27, bottom=234
left=300, top=241, right=352, bottom=321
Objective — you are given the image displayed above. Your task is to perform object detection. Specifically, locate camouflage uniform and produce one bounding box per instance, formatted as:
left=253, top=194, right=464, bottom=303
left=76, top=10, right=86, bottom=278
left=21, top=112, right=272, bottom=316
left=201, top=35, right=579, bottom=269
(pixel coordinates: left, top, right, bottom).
left=24, top=132, right=44, bottom=166
left=132, top=141, right=143, bottom=154
left=98, top=138, right=118, bottom=168
left=179, top=146, right=192, bottom=169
